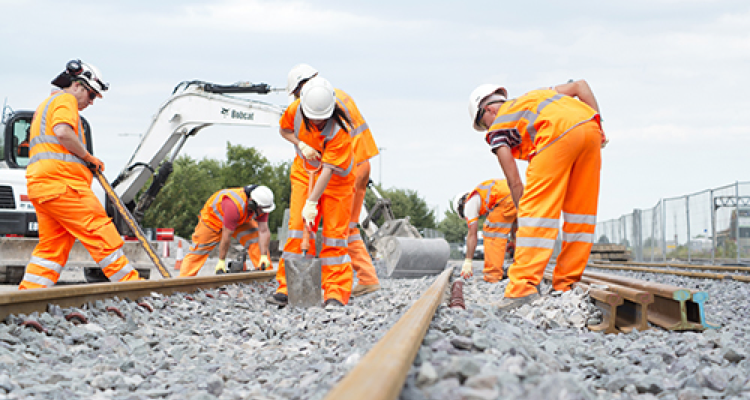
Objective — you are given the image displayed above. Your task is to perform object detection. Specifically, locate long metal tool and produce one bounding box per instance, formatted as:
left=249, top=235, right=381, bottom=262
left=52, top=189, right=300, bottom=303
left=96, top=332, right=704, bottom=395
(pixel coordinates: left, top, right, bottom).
left=93, top=169, right=172, bottom=279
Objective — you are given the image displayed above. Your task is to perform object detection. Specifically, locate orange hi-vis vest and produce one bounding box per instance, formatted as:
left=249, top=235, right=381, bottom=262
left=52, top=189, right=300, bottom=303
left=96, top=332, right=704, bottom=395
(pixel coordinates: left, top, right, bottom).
left=470, top=179, right=513, bottom=218
left=488, top=89, right=600, bottom=161
left=334, top=89, right=379, bottom=165
left=26, top=92, right=91, bottom=198
left=200, top=188, right=253, bottom=231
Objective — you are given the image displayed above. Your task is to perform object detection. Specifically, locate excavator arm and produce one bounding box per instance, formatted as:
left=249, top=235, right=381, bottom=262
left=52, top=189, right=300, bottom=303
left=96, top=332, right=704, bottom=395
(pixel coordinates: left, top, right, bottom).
left=110, top=81, right=285, bottom=223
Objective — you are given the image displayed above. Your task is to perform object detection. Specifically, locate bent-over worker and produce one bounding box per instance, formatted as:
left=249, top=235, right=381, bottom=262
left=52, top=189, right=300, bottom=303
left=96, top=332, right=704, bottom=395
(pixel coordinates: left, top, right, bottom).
left=468, top=79, right=606, bottom=310
left=268, top=76, right=356, bottom=308
left=452, top=178, right=517, bottom=283
left=179, top=185, right=275, bottom=276
left=286, top=64, right=381, bottom=297
left=19, top=59, right=141, bottom=289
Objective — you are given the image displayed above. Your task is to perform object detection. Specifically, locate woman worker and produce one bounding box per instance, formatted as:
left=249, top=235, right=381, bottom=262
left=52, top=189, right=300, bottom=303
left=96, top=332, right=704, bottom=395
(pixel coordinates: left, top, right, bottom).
left=267, top=76, right=356, bottom=307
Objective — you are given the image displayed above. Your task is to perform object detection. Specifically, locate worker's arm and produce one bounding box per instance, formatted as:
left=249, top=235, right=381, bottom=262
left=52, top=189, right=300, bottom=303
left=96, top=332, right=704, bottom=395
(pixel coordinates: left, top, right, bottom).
left=495, top=146, right=524, bottom=208
left=257, top=220, right=270, bottom=256
left=53, top=123, right=103, bottom=169
left=279, top=128, right=299, bottom=146
left=554, top=79, right=600, bottom=113
left=465, top=222, right=479, bottom=259
left=217, top=226, right=233, bottom=260
left=281, top=128, right=320, bottom=160
left=308, top=167, right=333, bottom=202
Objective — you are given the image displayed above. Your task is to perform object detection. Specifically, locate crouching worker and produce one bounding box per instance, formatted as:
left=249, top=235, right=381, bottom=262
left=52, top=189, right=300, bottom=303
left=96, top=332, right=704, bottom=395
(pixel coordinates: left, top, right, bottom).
left=179, top=185, right=276, bottom=276
left=19, top=59, right=142, bottom=289
left=453, top=179, right=517, bottom=283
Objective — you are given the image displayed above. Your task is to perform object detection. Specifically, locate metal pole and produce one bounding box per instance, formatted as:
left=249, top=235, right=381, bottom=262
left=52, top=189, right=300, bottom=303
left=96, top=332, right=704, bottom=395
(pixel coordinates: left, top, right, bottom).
left=662, top=199, right=667, bottom=262
left=736, top=181, right=741, bottom=263
left=710, top=189, right=715, bottom=264
left=686, top=196, right=691, bottom=263
left=650, top=204, right=657, bottom=263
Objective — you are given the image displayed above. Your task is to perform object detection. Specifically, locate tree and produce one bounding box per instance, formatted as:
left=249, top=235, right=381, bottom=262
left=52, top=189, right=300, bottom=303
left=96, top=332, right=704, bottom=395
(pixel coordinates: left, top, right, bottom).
left=437, top=206, right=468, bottom=244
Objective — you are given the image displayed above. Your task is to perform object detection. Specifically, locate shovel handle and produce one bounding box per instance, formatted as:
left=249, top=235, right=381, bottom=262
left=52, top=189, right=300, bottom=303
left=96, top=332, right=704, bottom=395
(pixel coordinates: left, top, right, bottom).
left=301, top=166, right=319, bottom=255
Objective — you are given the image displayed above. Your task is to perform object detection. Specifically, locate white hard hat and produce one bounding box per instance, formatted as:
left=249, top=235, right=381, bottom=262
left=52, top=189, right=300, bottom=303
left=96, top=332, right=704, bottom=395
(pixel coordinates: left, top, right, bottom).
left=468, top=84, right=507, bottom=131
left=287, top=63, right=318, bottom=96
left=300, top=76, right=335, bottom=120
left=247, top=185, right=276, bottom=214
left=75, top=61, right=109, bottom=98
left=452, top=191, right=470, bottom=218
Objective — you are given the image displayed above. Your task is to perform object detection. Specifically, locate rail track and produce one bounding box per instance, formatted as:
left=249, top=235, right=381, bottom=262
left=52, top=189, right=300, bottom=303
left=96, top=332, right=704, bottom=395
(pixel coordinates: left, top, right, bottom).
left=0, top=260, right=734, bottom=399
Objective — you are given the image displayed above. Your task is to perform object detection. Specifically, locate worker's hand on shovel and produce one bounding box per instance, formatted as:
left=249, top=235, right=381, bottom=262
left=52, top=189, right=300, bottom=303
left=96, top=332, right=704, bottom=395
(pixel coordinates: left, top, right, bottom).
left=302, top=200, right=318, bottom=232
left=83, top=154, right=105, bottom=172
left=259, top=255, right=271, bottom=271
left=298, top=142, right=321, bottom=161
left=460, top=258, right=473, bottom=279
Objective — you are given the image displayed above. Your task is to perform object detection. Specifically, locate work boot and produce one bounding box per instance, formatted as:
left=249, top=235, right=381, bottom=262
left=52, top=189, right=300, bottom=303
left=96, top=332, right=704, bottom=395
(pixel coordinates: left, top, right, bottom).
left=266, top=292, right=288, bottom=306
left=351, top=283, right=381, bottom=297
left=494, top=292, right=540, bottom=312
left=324, top=298, right=344, bottom=308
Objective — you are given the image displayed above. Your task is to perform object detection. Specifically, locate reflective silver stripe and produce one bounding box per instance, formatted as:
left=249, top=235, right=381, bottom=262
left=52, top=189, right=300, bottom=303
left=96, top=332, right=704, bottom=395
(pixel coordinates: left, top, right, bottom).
left=563, top=212, right=597, bottom=225
left=348, top=222, right=358, bottom=229
left=190, top=249, right=213, bottom=256
left=482, top=231, right=509, bottom=239
left=282, top=251, right=304, bottom=260
left=492, top=93, right=564, bottom=144
left=30, top=135, right=62, bottom=147
left=348, top=234, right=362, bottom=243
left=108, top=263, right=136, bottom=282
left=484, top=221, right=514, bottom=229
left=562, top=232, right=594, bottom=243
left=350, top=122, right=368, bottom=137
left=324, top=158, right=354, bottom=177
left=211, top=190, right=246, bottom=223
left=242, top=237, right=259, bottom=246
left=29, top=256, right=63, bottom=274
left=196, top=241, right=220, bottom=249
left=516, top=237, right=556, bottom=249
left=519, top=217, right=558, bottom=229
left=287, top=230, right=304, bottom=239
left=236, top=229, right=258, bottom=242
left=21, top=273, right=55, bottom=287
left=99, top=248, right=124, bottom=270
left=29, top=152, right=88, bottom=167
left=323, top=237, right=347, bottom=247
left=38, top=93, right=65, bottom=143
left=475, top=181, right=496, bottom=210
left=320, top=254, right=351, bottom=266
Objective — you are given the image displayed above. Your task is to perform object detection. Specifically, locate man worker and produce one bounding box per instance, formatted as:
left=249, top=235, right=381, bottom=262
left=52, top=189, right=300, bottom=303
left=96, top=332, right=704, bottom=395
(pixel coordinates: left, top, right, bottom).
left=286, top=64, right=381, bottom=297
left=452, top=178, right=517, bottom=283
left=179, top=185, right=275, bottom=276
left=468, top=79, right=606, bottom=310
left=19, top=59, right=142, bottom=289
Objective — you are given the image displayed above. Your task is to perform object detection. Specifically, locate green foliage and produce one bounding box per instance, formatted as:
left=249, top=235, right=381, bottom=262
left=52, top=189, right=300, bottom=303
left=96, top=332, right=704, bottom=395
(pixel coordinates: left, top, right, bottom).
left=364, top=184, right=437, bottom=231
left=437, top=207, right=468, bottom=244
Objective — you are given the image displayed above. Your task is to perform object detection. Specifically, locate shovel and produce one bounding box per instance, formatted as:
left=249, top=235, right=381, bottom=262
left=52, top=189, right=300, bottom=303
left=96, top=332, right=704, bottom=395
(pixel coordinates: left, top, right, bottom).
left=286, top=166, right=322, bottom=308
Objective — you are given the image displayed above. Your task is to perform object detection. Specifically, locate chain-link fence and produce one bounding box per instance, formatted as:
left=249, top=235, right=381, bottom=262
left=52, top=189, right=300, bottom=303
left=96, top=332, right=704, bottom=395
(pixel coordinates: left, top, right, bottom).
left=595, top=181, right=750, bottom=264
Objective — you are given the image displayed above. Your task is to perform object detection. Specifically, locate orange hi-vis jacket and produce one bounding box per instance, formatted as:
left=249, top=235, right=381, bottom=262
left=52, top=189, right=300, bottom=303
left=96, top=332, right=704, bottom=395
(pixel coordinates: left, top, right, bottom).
left=487, top=89, right=600, bottom=161
left=282, top=99, right=355, bottom=191
left=199, top=188, right=255, bottom=231
left=334, top=89, right=379, bottom=165
left=466, top=179, right=514, bottom=225
left=26, top=92, right=91, bottom=199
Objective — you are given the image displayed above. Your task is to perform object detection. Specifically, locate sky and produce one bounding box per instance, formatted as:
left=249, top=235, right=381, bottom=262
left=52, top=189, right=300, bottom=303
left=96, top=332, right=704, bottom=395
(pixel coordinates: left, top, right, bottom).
left=1, top=0, right=749, bottom=224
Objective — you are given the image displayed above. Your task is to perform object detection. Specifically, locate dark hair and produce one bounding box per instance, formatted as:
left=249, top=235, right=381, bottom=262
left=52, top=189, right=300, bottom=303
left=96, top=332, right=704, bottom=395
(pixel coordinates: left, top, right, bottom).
left=302, top=103, right=352, bottom=133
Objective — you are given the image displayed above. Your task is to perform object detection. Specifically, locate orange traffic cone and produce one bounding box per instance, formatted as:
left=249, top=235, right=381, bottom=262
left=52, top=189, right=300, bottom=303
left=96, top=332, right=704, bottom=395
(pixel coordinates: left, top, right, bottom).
left=174, top=240, right=184, bottom=271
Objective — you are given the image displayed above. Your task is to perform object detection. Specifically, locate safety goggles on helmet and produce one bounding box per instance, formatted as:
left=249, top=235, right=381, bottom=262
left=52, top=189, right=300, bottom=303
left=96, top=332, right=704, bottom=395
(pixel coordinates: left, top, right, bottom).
left=80, top=81, right=98, bottom=101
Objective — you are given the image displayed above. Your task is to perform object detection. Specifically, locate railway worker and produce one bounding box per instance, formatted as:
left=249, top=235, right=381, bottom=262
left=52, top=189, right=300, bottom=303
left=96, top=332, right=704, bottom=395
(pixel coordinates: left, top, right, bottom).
left=468, top=79, right=606, bottom=310
left=452, top=178, right=517, bottom=283
left=179, top=185, right=276, bottom=276
left=285, top=64, right=381, bottom=297
left=268, top=76, right=356, bottom=308
left=19, top=59, right=142, bottom=290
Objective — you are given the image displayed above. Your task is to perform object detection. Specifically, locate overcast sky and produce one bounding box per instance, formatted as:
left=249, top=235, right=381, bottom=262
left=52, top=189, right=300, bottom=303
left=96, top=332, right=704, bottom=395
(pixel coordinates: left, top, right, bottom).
left=2, top=0, right=749, bottom=223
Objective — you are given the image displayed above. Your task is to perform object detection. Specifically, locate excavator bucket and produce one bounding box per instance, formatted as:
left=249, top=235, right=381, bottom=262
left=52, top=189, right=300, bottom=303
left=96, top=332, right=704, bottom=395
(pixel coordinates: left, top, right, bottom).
left=378, top=236, right=451, bottom=278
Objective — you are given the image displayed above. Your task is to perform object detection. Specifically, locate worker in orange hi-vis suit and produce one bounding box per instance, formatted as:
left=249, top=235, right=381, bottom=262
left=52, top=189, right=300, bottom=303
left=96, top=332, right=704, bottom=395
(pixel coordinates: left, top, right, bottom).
left=452, top=179, right=517, bottom=283
left=285, top=64, right=381, bottom=297
left=19, top=59, right=141, bottom=290
left=178, top=185, right=276, bottom=277
left=268, top=76, right=355, bottom=308
left=468, top=79, right=607, bottom=310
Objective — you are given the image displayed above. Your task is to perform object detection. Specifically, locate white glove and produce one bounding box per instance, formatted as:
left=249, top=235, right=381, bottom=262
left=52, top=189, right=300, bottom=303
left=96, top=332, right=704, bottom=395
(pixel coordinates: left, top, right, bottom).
left=302, top=200, right=318, bottom=230
left=461, top=259, right=473, bottom=279
left=298, top=142, right=320, bottom=161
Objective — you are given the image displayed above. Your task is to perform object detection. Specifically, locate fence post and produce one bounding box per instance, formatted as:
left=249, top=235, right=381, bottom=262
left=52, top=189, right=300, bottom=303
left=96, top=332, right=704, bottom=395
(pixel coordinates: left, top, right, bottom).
left=686, top=196, right=691, bottom=263
left=710, top=189, right=716, bottom=264
left=662, top=199, right=667, bottom=262
left=633, top=209, right=642, bottom=262
left=736, top=181, right=741, bottom=264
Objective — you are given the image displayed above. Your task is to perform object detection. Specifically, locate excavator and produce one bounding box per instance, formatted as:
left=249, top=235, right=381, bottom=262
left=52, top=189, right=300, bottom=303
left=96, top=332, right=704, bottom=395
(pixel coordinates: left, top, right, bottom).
left=0, top=80, right=448, bottom=283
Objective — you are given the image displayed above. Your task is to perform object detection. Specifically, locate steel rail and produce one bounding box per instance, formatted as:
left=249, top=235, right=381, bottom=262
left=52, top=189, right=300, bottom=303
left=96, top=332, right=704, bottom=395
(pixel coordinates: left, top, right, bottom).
left=325, top=268, right=452, bottom=400
left=0, top=271, right=275, bottom=320
left=593, top=260, right=750, bottom=273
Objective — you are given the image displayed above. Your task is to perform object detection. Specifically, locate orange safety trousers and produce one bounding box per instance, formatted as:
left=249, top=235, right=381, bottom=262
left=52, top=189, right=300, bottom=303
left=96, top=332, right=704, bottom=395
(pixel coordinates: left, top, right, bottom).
left=19, top=186, right=139, bottom=289
left=505, top=120, right=602, bottom=298
left=179, top=219, right=268, bottom=277
left=482, top=200, right=516, bottom=283
left=275, top=173, right=354, bottom=304
left=348, top=161, right=379, bottom=286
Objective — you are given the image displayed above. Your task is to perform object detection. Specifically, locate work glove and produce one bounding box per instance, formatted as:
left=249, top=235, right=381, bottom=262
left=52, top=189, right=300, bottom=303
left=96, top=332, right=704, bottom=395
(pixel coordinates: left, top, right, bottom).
left=298, top=141, right=321, bottom=161
left=215, top=259, right=227, bottom=274
left=83, top=154, right=105, bottom=172
left=601, top=132, right=609, bottom=149
left=302, top=200, right=318, bottom=231
left=460, top=258, right=473, bottom=279
left=259, top=255, right=271, bottom=271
